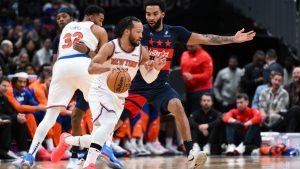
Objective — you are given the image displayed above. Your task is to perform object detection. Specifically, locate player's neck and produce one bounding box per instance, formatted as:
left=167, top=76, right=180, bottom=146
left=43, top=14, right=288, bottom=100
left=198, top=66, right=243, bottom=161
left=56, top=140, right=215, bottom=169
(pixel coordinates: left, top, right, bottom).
left=119, top=38, right=134, bottom=52
left=155, top=24, right=164, bottom=32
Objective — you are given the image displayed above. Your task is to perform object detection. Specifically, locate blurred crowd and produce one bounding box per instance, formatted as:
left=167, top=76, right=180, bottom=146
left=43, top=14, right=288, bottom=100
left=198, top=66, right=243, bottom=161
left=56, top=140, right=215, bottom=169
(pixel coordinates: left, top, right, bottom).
left=1, top=0, right=300, bottom=162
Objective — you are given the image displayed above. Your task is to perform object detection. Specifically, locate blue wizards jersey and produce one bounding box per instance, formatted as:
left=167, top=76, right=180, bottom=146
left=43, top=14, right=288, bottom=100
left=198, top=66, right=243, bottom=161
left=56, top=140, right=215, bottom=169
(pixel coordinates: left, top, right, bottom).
left=130, top=24, right=192, bottom=95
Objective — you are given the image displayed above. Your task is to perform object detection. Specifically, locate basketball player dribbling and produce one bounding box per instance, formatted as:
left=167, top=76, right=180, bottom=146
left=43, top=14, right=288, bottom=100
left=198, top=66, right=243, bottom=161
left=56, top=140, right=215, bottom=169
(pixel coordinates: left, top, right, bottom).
left=112, top=0, right=256, bottom=168
left=52, top=16, right=166, bottom=169
left=17, top=5, right=108, bottom=168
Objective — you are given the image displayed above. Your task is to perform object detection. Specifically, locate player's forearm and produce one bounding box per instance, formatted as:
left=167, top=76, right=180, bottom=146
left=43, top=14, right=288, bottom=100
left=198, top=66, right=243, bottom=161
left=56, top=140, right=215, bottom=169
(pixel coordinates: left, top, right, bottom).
left=88, top=62, right=111, bottom=74
left=188, top=33, right=234, bottom=45
left=139, top=65, right=160, bottom=84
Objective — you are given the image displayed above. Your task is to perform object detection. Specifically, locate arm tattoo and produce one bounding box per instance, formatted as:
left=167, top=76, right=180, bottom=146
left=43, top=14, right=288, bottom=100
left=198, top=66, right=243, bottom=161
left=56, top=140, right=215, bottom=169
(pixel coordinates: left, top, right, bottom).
left=203, top=34, right=234, bottom=44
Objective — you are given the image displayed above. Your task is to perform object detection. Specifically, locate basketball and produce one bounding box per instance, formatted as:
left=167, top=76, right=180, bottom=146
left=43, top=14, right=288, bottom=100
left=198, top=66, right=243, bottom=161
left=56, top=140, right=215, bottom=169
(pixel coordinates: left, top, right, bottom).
left=107, top=69, right=131, bottom=93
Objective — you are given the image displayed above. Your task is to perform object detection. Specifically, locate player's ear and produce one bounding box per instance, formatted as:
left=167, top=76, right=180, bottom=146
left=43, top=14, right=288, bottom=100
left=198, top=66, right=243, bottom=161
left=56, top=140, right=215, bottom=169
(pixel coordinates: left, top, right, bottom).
left=161, top=12, right=165, bottom=18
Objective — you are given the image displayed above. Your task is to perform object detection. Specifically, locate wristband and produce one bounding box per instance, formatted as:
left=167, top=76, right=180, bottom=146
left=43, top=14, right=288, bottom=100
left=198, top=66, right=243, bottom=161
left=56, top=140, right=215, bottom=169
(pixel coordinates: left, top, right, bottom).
left=85, top=47, right=90, bottom=55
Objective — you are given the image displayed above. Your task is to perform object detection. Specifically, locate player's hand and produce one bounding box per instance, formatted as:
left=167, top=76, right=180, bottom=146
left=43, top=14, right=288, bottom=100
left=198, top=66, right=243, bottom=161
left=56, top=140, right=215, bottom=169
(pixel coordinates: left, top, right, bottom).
left=112, top=65, right=128, bottom=72
left=233, top=28, right=256, bottom=43
left=73, top=41, right=89, bottom=54
left=184, top=72, right=193, bottom=80
left=36, top=106, right=47, bottom=112
left=153, top=55, right=166, bottom=70
left=145, top=60, right=154, bottom=71
left=17, top=114, right=26, bottom=123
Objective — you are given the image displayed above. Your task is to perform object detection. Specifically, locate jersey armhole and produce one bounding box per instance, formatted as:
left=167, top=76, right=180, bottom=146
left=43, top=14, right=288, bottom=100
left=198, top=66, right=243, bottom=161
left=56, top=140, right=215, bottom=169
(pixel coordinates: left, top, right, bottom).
left=138, top=45, right=143, bottom=66
left=107, top=41, right=115, bottom=60
left=90, top=24, right=100, bottom=42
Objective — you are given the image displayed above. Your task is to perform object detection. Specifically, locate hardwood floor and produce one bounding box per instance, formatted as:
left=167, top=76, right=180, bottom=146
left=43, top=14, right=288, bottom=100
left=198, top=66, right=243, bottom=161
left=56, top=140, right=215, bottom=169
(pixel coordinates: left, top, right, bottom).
left=1, top=156, right=299, bottom=169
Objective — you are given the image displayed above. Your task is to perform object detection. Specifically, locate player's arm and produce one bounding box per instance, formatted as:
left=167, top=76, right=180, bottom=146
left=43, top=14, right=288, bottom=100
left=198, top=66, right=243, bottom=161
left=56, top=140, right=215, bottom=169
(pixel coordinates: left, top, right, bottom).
left=73, top=25, right=108, bottom=59
left=187, top=28, right=256, bottom=45
left=139, top=46, right=166, bottom=84
left=88, top=42, right=113, bottom=74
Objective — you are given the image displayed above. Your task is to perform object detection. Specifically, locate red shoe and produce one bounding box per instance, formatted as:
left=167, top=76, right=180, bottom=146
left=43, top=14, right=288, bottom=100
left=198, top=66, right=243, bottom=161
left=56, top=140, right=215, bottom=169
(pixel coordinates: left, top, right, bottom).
left=51, top=132, right=71, bottom=162
left=36, top=146, right=51, bottom=161
left=83, top=163, right=96, bottom=169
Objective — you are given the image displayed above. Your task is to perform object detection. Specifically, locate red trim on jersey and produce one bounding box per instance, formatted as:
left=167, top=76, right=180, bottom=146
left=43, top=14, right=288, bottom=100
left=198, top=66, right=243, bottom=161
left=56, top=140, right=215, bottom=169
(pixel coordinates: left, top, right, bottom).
left=46, top=105, right=67, bottom=109
left=117, top=38, right=137, bottom=54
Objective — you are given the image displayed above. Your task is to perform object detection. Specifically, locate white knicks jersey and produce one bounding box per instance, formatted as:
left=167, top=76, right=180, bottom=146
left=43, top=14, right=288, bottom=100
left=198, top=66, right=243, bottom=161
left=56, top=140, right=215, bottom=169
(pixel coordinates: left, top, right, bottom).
left=58, top=21, right=98, bottom=58
left=92, top=38, right=142, bottom=98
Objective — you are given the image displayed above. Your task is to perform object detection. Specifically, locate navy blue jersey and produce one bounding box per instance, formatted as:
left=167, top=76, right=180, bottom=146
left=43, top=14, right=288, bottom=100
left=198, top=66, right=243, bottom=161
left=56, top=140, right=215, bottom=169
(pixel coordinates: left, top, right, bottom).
left=130, top=24, right=192, bottom=95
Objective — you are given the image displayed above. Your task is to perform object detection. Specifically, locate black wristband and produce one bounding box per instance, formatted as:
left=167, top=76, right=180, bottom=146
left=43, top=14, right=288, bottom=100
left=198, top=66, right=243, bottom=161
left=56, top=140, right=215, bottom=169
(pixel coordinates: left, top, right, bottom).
left=85, top=47, right=90, bottom=55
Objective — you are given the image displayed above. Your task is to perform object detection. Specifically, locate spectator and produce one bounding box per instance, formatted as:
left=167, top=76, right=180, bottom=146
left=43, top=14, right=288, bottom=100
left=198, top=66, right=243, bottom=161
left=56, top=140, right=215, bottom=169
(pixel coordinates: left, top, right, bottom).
left=180, top=44, right=213, bottom=114
left=284, top=67, right=300, bottom=108
left=240, top=50, right=265, bottom=102
left=258, top=72, right=289, bottom=131
left=188, top=93, right=224, bottom=155
left=0, top=76, right=28, bottom=158
left=284, top=67, right=300, bottom=132
left=214, top=56, right=243, bottom=112
left=263, top=49, right=283, bottom=84
left=223, top=93, right=262, bottom=155
left=0, top=39, right=13, bottom=75
left=21, top=39, right=39, bottom=61
left=32, top=37, right=52, bottom=68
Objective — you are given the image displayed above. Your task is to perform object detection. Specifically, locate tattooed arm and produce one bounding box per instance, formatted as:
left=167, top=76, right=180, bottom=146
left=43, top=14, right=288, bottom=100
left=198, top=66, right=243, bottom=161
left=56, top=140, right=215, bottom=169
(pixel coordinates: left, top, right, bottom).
left=187, top=28, right=256, bottom=45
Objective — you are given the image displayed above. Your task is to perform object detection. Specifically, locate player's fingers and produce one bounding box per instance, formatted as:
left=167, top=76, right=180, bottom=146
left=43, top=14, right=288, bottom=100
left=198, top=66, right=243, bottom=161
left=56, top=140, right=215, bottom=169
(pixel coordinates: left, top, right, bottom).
left=239, top=28, right=245, bottom=33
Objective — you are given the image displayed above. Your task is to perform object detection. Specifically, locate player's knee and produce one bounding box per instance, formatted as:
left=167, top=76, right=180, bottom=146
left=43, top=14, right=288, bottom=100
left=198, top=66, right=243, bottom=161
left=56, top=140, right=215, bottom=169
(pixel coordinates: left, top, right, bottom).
left=168, top=99, right=185, bottom=116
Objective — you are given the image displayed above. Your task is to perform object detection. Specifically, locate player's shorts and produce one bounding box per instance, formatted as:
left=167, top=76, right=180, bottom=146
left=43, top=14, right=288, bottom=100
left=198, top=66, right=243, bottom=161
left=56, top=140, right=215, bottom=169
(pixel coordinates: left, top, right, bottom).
left=88, top=83, right=125, bottom=126
left=74, top=89, right=89, bottom=112
left=120, top=83, right=179, bottom=121
left=47, top=54, right=93, bottom=109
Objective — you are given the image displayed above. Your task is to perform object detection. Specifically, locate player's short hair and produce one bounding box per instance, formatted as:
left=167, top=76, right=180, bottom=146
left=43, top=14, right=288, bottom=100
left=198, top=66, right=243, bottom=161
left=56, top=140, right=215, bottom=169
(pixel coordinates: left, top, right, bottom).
left=144, top=0, right=166, bottom=12
left=84, top=5, right=105, bottom=16
left=236, top=93, right=249, bottom=101
left=56, top=7, right=74, bottom=18
left=115, top=16, right=141, bottom=38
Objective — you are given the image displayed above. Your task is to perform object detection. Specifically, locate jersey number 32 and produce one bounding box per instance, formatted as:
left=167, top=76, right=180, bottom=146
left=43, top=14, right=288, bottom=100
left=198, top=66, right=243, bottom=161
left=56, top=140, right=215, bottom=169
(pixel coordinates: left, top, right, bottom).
left=62, top=32, right=83, bottom=49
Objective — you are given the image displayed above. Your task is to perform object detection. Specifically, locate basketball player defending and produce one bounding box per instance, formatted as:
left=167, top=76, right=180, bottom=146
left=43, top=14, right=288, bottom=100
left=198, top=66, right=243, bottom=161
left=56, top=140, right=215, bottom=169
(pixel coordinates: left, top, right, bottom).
left=112, top=0, right=256, bottom=168
left=18, top=5, right=108, bottom=168
left=52, top=16, right=166, bottom=169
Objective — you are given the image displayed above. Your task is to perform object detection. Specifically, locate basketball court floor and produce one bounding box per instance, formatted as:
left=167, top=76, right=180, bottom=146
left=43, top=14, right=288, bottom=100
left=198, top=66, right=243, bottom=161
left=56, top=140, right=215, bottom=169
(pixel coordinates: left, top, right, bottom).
left=1, top=156, right=300, bottom=169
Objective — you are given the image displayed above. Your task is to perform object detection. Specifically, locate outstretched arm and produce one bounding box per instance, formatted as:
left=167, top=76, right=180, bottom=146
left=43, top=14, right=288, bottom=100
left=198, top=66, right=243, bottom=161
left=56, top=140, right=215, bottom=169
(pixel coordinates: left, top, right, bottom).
left=187, top=28, right=256, bottom=45
left=88, top=42, right=113, bottom=74
left=139, top=47, right=166, bottom=83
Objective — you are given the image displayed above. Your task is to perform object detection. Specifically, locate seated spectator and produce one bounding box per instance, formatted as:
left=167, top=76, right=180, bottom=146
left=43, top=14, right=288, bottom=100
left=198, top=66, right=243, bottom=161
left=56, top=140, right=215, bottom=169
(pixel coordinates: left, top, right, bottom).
left=0, top=76, right=28, bottom=159
left=5, top=72, right=55, bottom=159
left=223, top=93, right=262, bottom=155
left=258, top=72, right=289, bottom=132
left=188, top=93, right=224, bottom=155
left=284, top=67, right=300, bottom=132
left=251, top=71, right=278, bottom=108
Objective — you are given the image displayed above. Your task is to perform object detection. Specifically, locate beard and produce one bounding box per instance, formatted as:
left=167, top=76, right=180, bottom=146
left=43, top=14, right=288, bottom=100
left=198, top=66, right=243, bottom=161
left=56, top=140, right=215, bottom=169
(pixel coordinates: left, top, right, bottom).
left=129, top=34, right=139, bottom=47
left=148, top=18, right=162, bottom=31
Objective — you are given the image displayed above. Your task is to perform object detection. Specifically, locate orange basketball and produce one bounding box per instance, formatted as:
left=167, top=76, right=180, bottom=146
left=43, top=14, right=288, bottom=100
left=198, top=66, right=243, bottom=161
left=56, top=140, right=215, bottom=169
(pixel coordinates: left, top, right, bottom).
left=107, top=70, right=131, bottom=93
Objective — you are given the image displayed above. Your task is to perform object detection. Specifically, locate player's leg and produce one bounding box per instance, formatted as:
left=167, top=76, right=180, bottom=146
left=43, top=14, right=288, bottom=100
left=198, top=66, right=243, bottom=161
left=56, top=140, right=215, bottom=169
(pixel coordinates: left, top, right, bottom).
left=83, top=90, right=125, bottom=168
left=68, top=89, right=89, bottom=168
left=20, top=73, right=77, bottom=168
left=152, top=85, right=207, bottom=168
